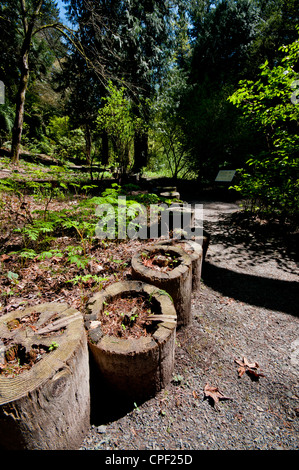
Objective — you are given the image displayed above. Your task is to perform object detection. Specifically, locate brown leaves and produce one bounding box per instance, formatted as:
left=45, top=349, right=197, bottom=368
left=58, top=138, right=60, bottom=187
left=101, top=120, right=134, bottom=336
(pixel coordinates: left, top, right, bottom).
left=0, top=254, right=11, bottom=263
left=204, top=384, right=233, bottom=411
left=235, top=357, right=265, bottom=380
left=202, top=356, right=265, bottom=411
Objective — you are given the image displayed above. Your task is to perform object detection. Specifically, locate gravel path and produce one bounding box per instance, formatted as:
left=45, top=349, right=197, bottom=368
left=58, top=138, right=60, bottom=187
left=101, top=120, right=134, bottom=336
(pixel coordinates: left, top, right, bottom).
left=80, top=199, right=299, bottom=451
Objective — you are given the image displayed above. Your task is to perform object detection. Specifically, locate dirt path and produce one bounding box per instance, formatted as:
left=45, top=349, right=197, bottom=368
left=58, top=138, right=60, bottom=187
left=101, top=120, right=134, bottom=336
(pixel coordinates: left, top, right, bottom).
left=80, top=199, right=299, bottom=451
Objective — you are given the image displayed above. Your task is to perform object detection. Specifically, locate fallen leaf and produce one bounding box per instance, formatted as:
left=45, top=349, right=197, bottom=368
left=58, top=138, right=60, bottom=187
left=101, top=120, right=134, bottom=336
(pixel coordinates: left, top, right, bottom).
left=204, top=383, right=233, bottom=410
left=235, top=357, right=265, bottom=380
left=0, top=254, right=10, bottom=262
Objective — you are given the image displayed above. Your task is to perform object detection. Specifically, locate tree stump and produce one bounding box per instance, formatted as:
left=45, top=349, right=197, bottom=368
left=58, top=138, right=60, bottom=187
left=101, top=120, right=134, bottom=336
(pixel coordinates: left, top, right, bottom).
left=156, top=239, right=203, bottom=290
left=0, top=302, right=90, bottom=450
left=158, top=186, right=179, bottom=200
left=149, top=203, right=195, bottom=239
left=131, top=245, right=192, bottom=327
left=85, top=281, right=177, bottom=404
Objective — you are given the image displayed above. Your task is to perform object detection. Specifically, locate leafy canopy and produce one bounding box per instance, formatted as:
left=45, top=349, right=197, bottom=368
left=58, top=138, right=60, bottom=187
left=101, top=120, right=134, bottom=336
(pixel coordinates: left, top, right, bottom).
left=228, top=32, right=299, bottom=217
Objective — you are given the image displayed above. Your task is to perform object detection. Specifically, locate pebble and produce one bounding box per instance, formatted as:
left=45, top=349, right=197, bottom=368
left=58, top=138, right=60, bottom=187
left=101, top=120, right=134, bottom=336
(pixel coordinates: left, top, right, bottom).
left=96, top=425, right=107, bottom=434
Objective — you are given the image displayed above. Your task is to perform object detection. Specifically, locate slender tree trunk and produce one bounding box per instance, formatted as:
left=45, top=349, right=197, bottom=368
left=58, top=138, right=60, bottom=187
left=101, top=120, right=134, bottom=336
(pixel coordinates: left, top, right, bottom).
left=84, top=123, right=92, bottom=165
left=11, top=0, right=43, bottom=165
left=101, top=130, right=109, bottom=165
left=132, top=101, right=149, bottom=173
left=11, top=50, right=30, bottom=165
left=133, top=129, right=148, bottom=172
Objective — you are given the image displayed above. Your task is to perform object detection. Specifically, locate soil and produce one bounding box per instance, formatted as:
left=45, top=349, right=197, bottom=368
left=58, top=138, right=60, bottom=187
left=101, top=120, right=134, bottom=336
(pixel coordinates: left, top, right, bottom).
left=100, top=294, right=155, bottom=339
left=0, top=342, right=50, bottom=377
left=80, top=198, right=299, bottom=451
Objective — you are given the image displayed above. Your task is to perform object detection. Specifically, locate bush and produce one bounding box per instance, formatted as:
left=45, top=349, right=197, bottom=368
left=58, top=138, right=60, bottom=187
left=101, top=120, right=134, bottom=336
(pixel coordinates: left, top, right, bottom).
left=228, top=33, right=299, bottom=219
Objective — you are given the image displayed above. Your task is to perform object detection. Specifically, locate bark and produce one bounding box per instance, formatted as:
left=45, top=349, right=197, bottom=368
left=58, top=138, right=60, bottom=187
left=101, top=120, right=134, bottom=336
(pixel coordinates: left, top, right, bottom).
left=156, top=239, right=203, bottom=291
left=85, top=281, right=177, bottom=404
left=131, top=246, right=193, bottom=327
left=133, top=129, right=148, bottom=172
left=84, top=123, right=92, bottom=165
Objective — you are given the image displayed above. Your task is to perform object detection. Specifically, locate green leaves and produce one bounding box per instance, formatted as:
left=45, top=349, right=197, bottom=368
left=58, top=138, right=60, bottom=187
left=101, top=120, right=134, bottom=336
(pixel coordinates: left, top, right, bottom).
left=96, top=82, right=148, bottom=172
left=7, top=271, right=19, bottom=284
left=228, top=33, right=299, bottom=218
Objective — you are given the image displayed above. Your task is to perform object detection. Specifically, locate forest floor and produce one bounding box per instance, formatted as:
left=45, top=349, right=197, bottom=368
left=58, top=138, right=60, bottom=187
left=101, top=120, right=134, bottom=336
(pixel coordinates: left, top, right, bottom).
left=0, top=177, right=298, bottom=451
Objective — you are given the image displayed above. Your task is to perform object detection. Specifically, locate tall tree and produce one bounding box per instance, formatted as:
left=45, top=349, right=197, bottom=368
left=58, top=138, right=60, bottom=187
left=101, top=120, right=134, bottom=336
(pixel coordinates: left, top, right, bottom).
left=180, top=0, right=261, bottom=181
left=122, top=0, right=172, bottom=172
left=0, top=1, right=62, bottom=163
left=0, top=0, right=84, bottom=164
left=56, top=50, right=104, bottom=164
left=189, top=0, right=260, bottom=83
left=62, top=0, right=129, bottom=165
left=64, top=0, right=172, bottom=172
left=251, top=0, right=299, bottom=71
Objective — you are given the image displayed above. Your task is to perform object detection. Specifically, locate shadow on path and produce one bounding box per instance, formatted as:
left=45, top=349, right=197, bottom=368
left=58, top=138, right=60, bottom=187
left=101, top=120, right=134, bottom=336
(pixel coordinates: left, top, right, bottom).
left=202, top=261, right=299, bottom=317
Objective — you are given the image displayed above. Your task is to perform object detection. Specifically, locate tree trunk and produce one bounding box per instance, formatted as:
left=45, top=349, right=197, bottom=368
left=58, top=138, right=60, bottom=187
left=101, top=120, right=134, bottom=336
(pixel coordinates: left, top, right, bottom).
left=84, top=123, right=92, bottom=165
left=101, top=130, right=109, bottom=165
left=133, top=129, right=148, bottom=172
left=85, top=281, right=177, bottom=406
left=10, top=0, right=43, bottom=165
left=11, top=50, right=30, bottom=165
left=132, top=245, right=193, bottom=327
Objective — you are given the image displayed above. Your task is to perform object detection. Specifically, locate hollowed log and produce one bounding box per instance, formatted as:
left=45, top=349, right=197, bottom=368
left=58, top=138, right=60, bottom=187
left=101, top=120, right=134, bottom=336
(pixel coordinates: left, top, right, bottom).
left=0, top=302, right=90, bottom=450
left=131, top=245, right=192, bottom=327
left=85, top=281, right=177, bottom=403
left=156, top=239, right=203, bottom=290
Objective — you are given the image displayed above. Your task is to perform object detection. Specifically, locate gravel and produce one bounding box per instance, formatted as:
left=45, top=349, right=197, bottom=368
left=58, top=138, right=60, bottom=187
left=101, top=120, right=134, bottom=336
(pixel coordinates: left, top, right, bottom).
left=80, top=199, right=299, bottom=451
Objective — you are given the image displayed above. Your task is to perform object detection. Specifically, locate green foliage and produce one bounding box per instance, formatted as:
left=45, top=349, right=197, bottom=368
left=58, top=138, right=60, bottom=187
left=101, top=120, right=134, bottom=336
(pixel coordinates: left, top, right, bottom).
left=7, top=271, right=19, bottom=285
left=48, top=341, right=59, bottom=351
left=93, top=183, right=147, bottom=239
left=228, top=35, right=299, bottom=217
left=67, top=274, right=109, bottom=287
left=0, top=104, right=15, bottom=145
left=47, top=116, right=70, bottom=141
left=46, top=116, right=86, bottom=162
left=151, top=67, right=194, bottom=179
left=96, top=82, right=144, bottom=172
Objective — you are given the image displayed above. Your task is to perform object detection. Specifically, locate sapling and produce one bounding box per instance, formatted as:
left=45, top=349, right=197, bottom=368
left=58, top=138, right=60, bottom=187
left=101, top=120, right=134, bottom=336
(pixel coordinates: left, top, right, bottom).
left=48, top=342, right=59, bottom=351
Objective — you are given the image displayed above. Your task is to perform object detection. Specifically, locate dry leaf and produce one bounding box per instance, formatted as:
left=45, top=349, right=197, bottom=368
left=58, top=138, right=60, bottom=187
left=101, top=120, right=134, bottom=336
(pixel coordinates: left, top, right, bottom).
left=204, top=383, right=233, bottom=410
left=235, top=357, right=265, bottom=380
left=0, top=254, right=10, bottom=262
